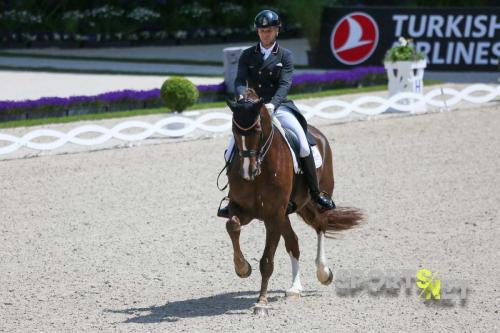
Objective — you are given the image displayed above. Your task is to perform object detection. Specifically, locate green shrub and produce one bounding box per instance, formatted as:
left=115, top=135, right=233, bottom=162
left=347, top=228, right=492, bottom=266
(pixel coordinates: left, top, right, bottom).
left=160, top=77, right=199, bottom=112
left=384, top=37, right=425, bottom=63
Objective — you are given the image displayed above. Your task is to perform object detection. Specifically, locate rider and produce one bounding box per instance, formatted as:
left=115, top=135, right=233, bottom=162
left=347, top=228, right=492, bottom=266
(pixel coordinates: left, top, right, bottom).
left=218, top=9, right=336, bottom=218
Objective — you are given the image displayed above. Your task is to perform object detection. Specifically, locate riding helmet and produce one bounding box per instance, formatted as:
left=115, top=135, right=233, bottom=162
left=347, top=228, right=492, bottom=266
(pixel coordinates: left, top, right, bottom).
left=254, top=10, right=281, bottom=29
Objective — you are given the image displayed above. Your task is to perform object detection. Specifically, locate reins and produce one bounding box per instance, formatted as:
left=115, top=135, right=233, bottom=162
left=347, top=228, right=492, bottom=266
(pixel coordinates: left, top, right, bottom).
left=217, top=108, right=275, bottom=192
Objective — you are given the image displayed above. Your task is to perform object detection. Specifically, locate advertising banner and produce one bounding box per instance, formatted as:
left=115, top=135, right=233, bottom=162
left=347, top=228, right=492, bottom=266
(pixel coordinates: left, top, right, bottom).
left=316, top=7, right=500, bottom=71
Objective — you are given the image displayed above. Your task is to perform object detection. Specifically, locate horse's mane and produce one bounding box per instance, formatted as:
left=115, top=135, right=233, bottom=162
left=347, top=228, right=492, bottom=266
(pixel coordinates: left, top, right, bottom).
left=244, top=88, right=260, bottom=102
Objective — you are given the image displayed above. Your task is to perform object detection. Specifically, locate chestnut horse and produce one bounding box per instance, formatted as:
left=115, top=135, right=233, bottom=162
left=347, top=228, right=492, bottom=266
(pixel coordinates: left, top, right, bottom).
left=224, top=89, right=362, bottom=315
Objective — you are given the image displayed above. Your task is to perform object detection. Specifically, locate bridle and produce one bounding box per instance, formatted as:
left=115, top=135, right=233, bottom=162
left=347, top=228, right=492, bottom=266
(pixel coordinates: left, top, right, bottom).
left=233, top=107, right=275, bottom=170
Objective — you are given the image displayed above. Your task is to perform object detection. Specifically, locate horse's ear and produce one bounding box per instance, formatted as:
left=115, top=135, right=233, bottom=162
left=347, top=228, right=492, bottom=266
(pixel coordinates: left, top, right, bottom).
left=226, top=99, right=236, bottom=111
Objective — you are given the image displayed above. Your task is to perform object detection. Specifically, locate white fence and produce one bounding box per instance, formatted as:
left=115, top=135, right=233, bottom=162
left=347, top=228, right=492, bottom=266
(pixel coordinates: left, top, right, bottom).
left=1, top=84, right=499, bottom=155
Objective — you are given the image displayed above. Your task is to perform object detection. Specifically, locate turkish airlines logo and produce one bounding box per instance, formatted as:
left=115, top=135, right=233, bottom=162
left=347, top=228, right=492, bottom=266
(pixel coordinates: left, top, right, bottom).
left=330, top=12, right=379, bottom=65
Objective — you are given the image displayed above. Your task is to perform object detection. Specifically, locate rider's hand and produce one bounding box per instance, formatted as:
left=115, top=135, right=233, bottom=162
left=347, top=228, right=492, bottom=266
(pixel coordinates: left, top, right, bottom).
left=265, top=103, right=275, bottom=113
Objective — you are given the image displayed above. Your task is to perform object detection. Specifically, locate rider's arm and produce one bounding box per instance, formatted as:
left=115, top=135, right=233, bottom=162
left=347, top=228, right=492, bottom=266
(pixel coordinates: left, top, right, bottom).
left=270, top=50, right=294, bottom=109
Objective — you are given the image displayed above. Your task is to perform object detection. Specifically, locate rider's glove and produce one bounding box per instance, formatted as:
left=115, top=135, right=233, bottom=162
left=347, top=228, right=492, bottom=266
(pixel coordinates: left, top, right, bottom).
left=265, top=103, right=275, bottom=113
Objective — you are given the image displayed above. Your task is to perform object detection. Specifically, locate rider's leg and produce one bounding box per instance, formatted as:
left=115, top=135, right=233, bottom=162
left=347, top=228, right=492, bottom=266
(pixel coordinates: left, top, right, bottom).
left=274, top=107, right=311, bottom=158
left=275, top=107, right=335, bottom=210
left=218, top=136, right=235, bottom=218
left=225, top=136, right=235, bottom=162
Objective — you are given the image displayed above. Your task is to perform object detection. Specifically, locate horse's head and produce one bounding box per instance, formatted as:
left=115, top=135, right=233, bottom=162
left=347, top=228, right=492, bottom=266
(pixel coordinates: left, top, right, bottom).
left=226, top=89, right=267, bottom=181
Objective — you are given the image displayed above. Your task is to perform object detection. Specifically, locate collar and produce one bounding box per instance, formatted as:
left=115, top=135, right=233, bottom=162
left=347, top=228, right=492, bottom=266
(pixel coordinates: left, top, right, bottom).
left=254, top=42, right=280, bottom=54
left=259, top=42, right=276, bottom=53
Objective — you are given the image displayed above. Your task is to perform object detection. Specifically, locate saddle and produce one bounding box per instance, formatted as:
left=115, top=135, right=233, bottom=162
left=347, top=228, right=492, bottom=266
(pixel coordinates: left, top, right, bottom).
left=272, top=118, right=322, bottom=174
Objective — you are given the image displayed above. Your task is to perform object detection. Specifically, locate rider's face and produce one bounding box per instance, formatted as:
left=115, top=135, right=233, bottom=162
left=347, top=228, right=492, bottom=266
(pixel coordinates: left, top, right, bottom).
left=257, top=27, right=279, bottom=48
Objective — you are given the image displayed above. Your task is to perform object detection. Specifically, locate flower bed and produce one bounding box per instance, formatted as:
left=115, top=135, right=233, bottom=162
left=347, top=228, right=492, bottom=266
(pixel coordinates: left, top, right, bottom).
left=290, top=66, right=386, bottom=93
left=0, top=67, right=386, bottom=122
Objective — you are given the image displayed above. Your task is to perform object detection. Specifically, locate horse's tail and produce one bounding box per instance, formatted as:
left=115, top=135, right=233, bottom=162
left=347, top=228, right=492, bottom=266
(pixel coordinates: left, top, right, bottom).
left=323, top=206, right=364, bottom=238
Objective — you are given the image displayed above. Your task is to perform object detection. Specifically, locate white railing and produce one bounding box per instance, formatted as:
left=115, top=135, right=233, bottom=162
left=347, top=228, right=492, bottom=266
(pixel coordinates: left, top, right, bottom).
left=1, top=84, right=499, bottom=155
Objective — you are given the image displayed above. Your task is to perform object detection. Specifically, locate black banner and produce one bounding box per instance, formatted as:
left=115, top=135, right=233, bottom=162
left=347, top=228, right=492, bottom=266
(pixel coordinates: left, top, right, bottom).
left=316, top=7, right=500, bottom=71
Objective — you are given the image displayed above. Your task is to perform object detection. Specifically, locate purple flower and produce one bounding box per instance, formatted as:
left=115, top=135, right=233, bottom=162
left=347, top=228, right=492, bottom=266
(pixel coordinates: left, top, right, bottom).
left=292, top=66, right=385, bottom=86
left=197, top=82, right=225, bottom=93
left=0, top=89, right=161, bottom=112
left=0, top=66, right=385, bottom=115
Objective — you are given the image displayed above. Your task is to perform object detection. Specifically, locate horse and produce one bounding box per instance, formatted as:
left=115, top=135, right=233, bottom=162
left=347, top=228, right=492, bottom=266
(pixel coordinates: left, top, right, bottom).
left=223, top=89, right=363, bottom=315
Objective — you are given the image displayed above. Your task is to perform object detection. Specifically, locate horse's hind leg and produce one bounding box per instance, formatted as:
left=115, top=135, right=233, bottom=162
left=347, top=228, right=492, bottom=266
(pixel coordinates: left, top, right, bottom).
left=226, top=216, right=252, bottom=278
left=315, top=228, right=333, bottom=285
left=297, top=204, right=334, bottom=286
left=282, top=216, right=303, bottom=297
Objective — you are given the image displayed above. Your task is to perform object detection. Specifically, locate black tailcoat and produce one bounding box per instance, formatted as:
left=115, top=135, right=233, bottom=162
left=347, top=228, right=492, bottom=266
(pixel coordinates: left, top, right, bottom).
left=234, top=42, right=308, bottom=132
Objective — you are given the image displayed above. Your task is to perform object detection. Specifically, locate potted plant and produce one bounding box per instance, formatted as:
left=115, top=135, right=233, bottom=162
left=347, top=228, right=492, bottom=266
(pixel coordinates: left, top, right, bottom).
left=384, top=37, right=427, bottom=109
left=160, top=76, right=199, bottom=135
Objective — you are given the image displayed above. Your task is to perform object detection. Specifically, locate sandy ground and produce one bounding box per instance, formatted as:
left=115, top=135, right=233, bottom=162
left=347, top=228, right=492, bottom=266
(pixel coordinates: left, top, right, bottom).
left=0, top=99, right=499, bottom=332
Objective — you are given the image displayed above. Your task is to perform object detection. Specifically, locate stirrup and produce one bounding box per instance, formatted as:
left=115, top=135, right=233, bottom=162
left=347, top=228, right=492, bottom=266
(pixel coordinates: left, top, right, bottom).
left=217, top=196, right=230, bottom=218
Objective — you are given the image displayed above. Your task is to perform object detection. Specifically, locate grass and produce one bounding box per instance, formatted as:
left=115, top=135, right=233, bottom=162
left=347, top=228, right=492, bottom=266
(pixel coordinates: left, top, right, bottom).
left=0, top=81, right=443, bottom=130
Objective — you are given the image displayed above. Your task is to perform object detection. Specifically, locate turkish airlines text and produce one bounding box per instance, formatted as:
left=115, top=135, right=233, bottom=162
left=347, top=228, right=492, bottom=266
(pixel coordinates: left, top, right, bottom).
left=392, top=14, right=500, bottom=65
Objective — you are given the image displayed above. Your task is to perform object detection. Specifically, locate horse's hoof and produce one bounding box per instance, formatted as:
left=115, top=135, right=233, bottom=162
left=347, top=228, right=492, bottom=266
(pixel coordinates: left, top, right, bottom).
left=320, top=267, right=334, bottom=286
left=285, top=289, right=301, bottom=299
left=253, top=304, right=269, bottom=316
left=235, top=260, right=252, bottom=278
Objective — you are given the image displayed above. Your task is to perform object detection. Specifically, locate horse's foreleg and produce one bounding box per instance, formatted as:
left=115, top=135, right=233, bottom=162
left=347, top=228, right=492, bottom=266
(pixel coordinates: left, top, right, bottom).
left=282, top=217, right=303, bottom=297
left=315, top=231, right=333, bottom=285
left=254, top=221, right=281, bottom=315
left=226, top=216, right=251, bottom=278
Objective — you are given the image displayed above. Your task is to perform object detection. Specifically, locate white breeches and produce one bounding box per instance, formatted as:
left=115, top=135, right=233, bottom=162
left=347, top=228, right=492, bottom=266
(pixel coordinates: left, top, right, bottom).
left=275, top=106, right=311, bottom=157
left=224, top=106, right=311, bottom=161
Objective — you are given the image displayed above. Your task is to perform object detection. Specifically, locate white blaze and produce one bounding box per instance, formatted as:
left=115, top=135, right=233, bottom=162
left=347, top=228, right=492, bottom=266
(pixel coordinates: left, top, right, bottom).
left=241, top=137, right=250, bottom=179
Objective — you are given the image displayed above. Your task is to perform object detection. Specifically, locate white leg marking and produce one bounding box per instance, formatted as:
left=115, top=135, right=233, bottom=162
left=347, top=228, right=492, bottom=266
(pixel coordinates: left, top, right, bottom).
left=287, top=251, right=303, bottom=294
left=241, top=137, right=250, bottom=179
left=316, top=232, right=330, bottom=282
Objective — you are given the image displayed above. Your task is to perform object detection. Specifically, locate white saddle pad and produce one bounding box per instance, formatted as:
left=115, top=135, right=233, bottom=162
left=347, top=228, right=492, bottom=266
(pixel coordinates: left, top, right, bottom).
left=271, top=117, right=323, bottom=174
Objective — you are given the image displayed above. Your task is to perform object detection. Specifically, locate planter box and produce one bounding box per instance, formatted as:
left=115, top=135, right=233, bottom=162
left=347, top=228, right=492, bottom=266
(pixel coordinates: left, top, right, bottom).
left=384, top=60, right=427, bottom=112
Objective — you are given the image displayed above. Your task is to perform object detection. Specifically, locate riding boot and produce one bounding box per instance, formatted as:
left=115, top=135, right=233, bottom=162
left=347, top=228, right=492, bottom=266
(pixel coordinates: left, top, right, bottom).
left=217, top=149, right=234, bottom=219
left=300, top=153, right=336, bottom=210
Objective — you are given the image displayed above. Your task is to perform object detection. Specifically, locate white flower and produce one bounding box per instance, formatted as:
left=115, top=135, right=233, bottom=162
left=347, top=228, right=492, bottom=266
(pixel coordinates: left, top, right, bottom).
left=127, top=7, right=160, bottom=22
left=174, top=30, right=188, bottom=39
left=398, top=37, right=407, bottom=47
